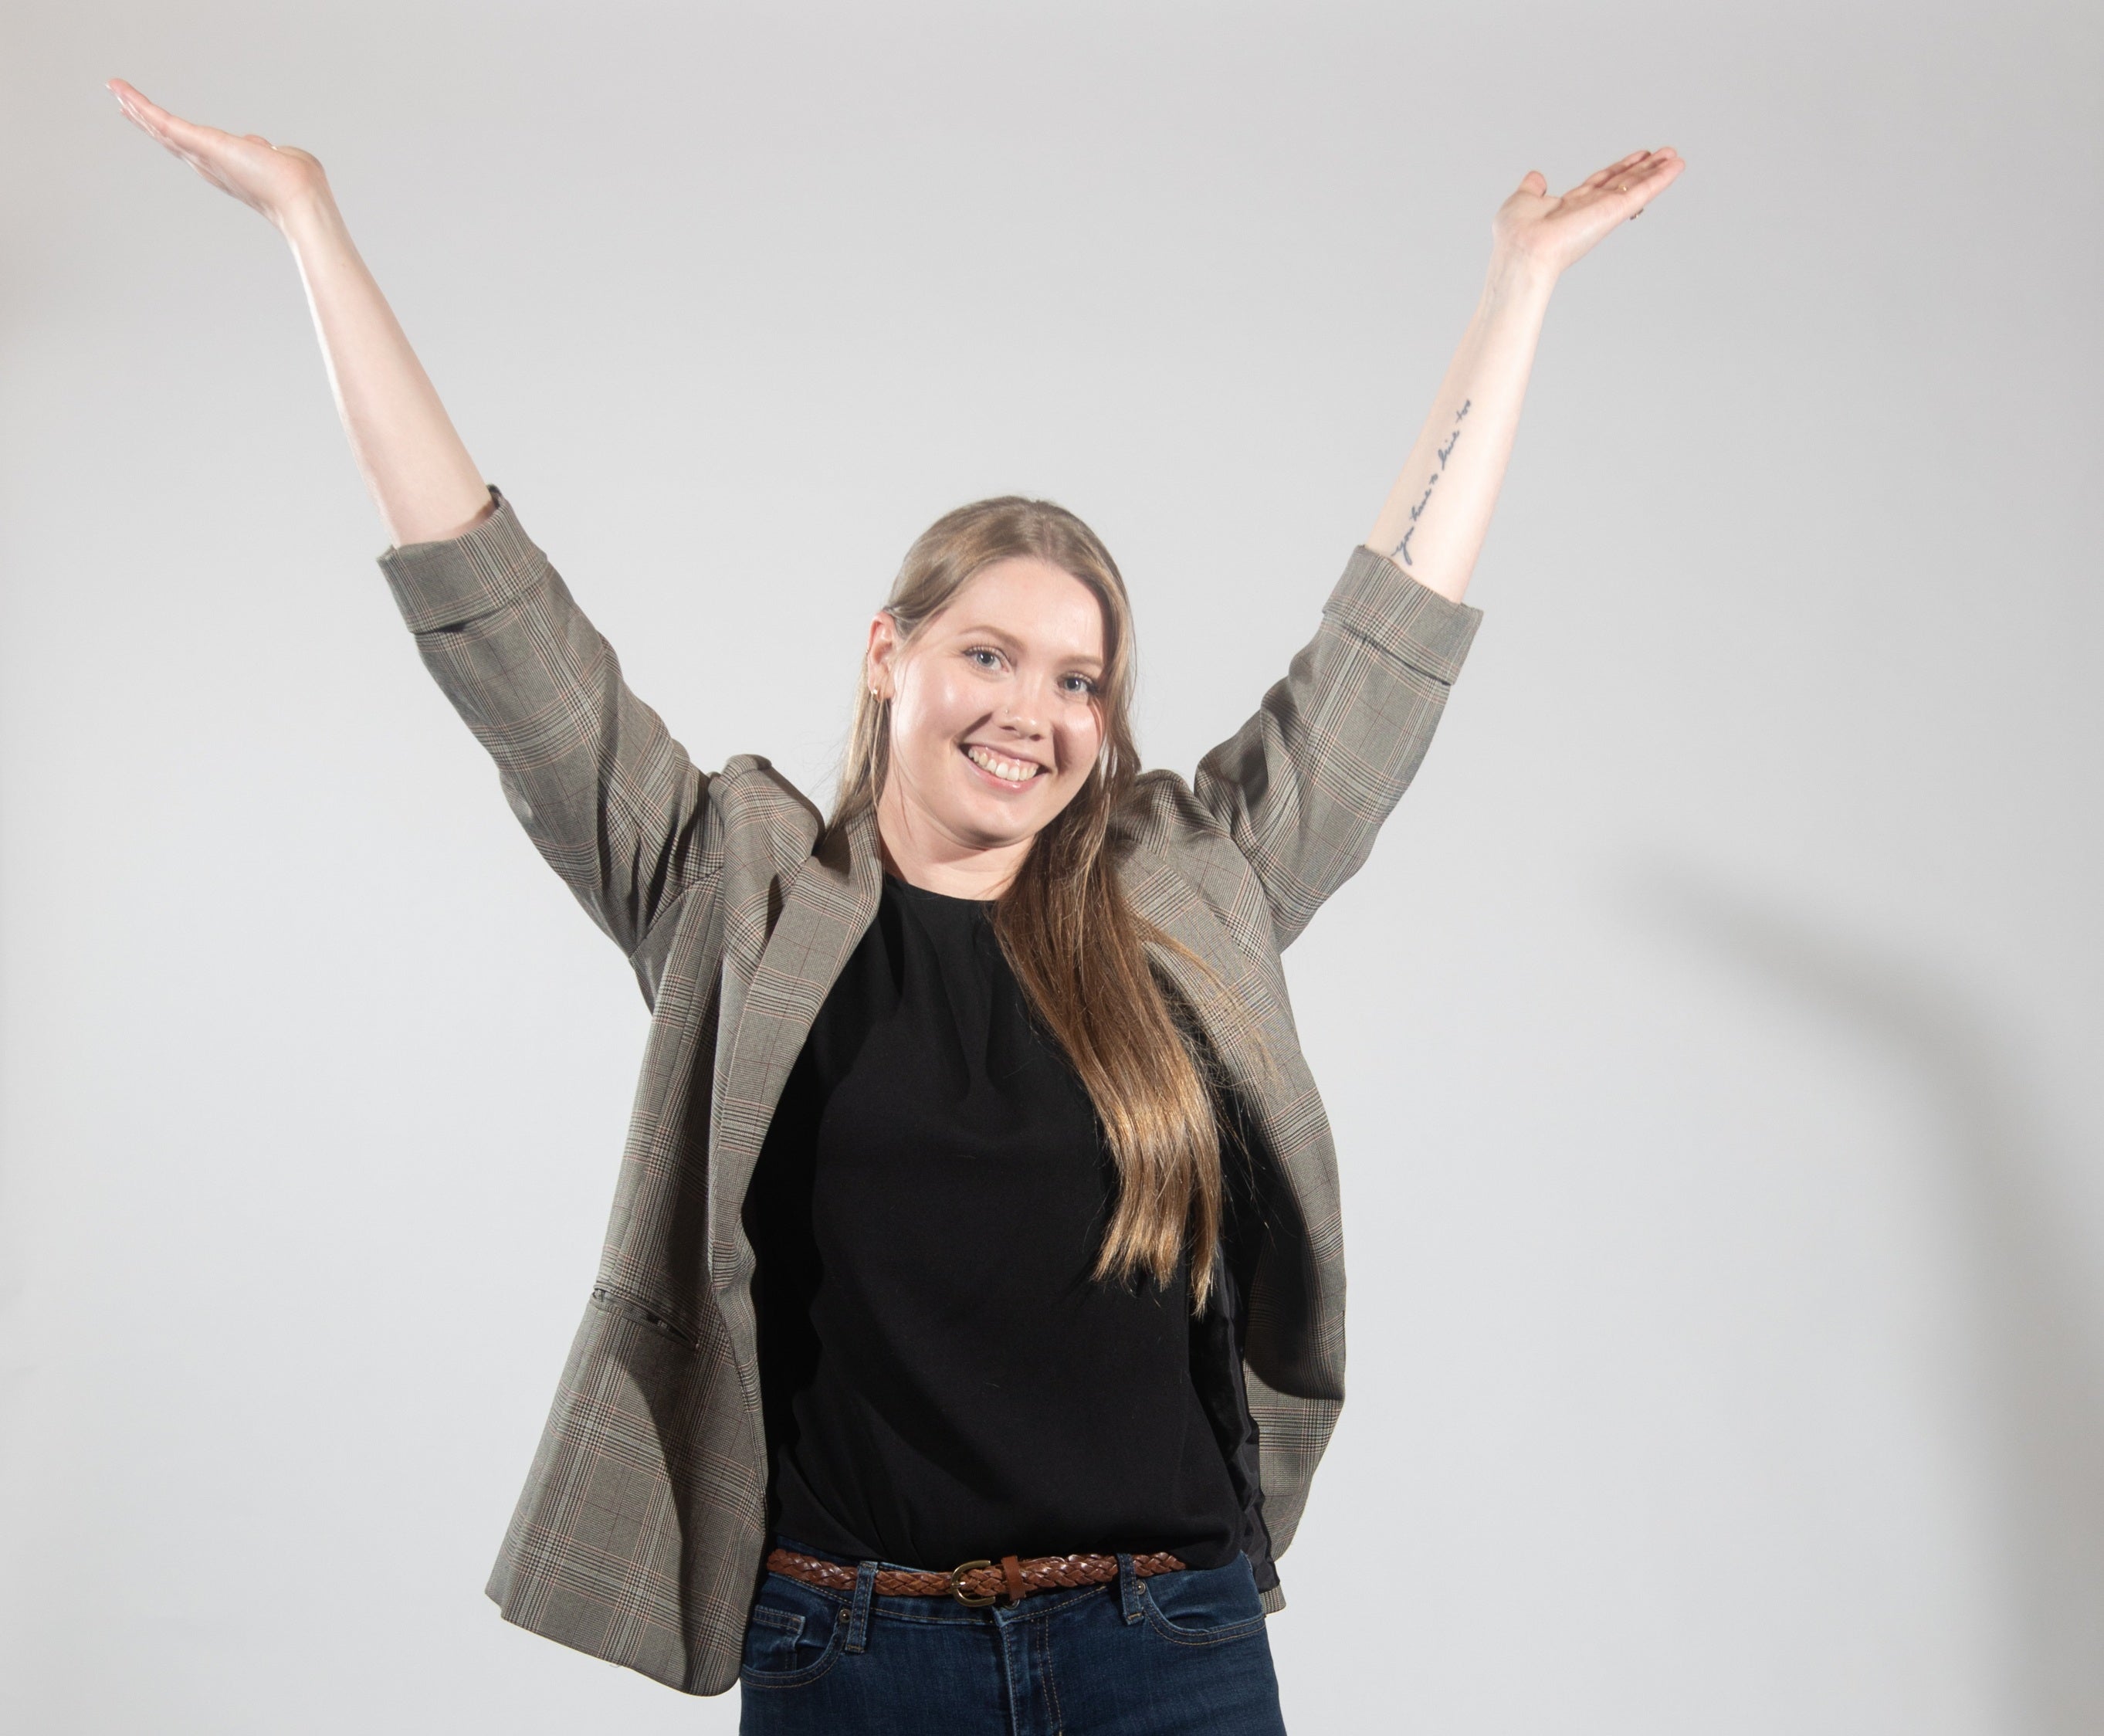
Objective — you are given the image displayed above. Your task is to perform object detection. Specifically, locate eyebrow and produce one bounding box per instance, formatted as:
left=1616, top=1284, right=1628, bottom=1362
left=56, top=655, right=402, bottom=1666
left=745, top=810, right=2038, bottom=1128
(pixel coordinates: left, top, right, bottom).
left=951, top=622, right=1104, bottom=672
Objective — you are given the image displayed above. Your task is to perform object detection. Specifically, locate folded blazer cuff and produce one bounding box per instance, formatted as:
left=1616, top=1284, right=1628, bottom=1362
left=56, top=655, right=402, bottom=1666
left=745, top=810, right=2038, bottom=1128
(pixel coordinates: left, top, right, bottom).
left=1323, top=545, right=1484, bottom=684
left=376, top=485, right=544, bottom=634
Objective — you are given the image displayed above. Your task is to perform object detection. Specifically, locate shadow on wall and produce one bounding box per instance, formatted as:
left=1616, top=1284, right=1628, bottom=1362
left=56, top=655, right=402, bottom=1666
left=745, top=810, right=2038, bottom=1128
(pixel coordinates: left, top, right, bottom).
left=1634, top=867, right=2104, bottom=1736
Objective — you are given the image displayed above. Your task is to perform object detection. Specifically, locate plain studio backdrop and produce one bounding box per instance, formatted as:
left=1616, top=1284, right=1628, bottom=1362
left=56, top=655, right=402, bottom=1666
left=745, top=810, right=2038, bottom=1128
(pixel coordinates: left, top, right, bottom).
left=3, top=2, right=2100, bottom=1731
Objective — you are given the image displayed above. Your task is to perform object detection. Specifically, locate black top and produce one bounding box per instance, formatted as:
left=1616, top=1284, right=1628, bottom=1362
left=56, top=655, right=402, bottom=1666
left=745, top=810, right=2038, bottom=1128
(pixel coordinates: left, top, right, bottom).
left=745, top=873, right=1247, bottom=1572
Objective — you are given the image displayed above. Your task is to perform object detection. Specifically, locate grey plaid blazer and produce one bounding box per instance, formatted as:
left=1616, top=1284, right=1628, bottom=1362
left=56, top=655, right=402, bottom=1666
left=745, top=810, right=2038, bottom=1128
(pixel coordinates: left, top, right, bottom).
left=377, top=487, right=1481, bottom=1696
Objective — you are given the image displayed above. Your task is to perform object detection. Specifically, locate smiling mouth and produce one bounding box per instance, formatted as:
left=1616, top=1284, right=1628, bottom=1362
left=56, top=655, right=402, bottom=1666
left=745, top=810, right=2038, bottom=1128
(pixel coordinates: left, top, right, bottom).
left=961, top=743, right=1045, bottom=787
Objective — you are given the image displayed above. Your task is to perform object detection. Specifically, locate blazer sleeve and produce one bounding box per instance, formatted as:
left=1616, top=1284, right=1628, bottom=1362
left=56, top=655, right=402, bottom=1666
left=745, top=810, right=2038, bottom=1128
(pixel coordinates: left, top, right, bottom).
left=376, top=486, right=717, bottom=961
left=1191, top=546, right=1482, bottom=951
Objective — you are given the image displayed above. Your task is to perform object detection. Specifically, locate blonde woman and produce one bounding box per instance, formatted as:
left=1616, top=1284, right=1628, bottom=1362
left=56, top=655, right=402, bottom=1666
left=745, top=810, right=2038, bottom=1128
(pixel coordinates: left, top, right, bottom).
left=111, top=77, right=1682, bottom=1735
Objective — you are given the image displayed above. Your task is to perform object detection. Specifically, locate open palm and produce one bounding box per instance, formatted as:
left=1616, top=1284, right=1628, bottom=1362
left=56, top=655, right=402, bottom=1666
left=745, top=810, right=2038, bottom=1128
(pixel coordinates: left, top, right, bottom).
left=109, top=79, right=326, bottom=227
left=1496, top=147, right=1684, bottom=276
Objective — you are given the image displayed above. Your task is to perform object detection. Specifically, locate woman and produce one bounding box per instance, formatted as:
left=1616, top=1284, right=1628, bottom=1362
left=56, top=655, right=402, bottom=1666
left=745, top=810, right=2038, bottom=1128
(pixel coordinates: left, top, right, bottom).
left=111, top=76, right=1681, bottom=1734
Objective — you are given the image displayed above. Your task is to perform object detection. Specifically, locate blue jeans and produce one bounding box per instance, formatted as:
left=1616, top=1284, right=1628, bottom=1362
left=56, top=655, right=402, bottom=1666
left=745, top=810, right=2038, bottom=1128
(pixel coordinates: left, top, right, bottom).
left=737, top=1541, right=1287, bottom=1734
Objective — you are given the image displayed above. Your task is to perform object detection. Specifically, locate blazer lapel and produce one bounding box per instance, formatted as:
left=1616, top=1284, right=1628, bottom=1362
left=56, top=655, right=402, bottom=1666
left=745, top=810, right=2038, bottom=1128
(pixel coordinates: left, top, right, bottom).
left=708, top=805, right=883, bottom=1294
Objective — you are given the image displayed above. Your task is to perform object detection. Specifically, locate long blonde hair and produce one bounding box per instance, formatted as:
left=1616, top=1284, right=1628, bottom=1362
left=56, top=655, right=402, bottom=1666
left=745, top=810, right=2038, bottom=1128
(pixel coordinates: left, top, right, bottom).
left=831, top=497, right=1226, bottom=1309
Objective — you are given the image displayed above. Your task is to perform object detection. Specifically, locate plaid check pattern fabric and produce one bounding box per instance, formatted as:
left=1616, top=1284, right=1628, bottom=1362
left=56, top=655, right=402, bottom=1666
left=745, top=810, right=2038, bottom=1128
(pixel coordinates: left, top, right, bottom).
left=376, top=487, right=1482, bottom=1696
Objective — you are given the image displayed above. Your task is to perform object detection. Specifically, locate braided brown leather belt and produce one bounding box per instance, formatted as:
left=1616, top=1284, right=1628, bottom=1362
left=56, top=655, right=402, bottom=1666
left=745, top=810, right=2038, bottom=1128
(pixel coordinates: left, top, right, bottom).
left=765, top=1545, right=1189, bottom=1608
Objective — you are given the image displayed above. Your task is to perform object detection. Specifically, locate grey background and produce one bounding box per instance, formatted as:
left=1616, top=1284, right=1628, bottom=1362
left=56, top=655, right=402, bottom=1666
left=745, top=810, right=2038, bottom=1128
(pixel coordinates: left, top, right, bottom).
left=4, top=1, right=2099, bottom=1730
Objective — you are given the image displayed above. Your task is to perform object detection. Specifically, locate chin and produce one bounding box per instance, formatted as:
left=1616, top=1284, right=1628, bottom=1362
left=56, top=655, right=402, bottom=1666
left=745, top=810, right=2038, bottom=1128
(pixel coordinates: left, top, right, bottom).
left=957, top=812, right=1039, bottom=851
left=943, top=791, right=1043, bottom=846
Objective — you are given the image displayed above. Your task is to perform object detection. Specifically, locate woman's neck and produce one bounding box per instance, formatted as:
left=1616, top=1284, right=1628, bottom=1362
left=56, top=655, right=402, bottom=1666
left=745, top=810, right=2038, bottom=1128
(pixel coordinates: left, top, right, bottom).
left=874, top=786, right=1029, bottom=901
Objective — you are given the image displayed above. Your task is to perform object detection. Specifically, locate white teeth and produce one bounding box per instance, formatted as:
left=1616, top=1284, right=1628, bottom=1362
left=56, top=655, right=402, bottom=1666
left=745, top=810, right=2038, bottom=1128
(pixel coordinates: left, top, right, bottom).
left=964, top=744, right=1041, bottom=783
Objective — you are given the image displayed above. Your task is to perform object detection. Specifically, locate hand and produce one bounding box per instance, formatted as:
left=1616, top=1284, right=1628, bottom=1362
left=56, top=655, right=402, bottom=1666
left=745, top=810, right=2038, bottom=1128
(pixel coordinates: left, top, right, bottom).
left=1492, top=147, right=1685, bottom=281
left=108, top=79, right=330, bottom=230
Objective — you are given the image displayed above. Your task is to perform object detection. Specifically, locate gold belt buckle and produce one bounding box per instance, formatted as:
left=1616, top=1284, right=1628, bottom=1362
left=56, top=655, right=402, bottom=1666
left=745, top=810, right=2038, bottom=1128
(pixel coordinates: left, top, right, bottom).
left=948, top=1558, right=997, bottom=1606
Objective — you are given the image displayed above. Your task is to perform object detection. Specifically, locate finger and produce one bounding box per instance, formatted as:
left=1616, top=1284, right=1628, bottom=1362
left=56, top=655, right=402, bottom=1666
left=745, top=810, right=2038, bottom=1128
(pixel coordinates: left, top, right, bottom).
left=111, top=80, right=178, bottom=129
left=114, top=92, right=182, bottom=149
left=1602, top=153, right=1675, bottom=200
left=1631, top=151, right=1682, bottom=191
left=114, top=85, right=228, bottom=157
left=1592, top=147, right=1651, bottom=183
left=1567, top=152, right=1643, bottom=198
left=166, top=123, right=249, bottom=175
left=1621, top=154, right=1685, bottom=217
left=151, top=122, right=225, bottom=175
left=1517, top=168, right=1548, bottom=197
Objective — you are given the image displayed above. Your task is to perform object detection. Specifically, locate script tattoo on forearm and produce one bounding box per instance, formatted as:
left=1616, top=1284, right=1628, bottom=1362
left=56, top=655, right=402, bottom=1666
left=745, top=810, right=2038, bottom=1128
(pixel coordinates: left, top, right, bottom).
left=1392, top=398, right=1472, bottom=568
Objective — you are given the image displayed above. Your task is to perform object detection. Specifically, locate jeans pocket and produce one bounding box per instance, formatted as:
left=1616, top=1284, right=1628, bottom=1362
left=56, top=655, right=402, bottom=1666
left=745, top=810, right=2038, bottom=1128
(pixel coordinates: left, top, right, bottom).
left=740, top=1576, right=848, bottom=1687
left=1139, top=1555, right=1269, bottom=1648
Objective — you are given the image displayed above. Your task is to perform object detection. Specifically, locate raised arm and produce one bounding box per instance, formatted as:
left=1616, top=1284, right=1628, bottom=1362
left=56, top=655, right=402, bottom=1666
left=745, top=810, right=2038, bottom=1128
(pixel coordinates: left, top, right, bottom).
left=1195, top=147, right=1684, bottom=945
left=1366, top=147, right=1683, bottom=602
left=109, top=79, right=491, bottom=546
left=110, top=80, right=719, bottom=965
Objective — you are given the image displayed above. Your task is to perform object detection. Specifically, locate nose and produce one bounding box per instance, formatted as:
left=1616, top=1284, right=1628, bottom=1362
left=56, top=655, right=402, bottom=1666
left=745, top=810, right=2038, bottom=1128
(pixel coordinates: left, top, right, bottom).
left=998, top=677, right=1052, bottom=739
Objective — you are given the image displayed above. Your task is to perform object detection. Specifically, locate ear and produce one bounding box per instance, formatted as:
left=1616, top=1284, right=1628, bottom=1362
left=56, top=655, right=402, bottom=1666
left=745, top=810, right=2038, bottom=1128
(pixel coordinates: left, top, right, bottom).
left=865, top=609, right=902, bottom=700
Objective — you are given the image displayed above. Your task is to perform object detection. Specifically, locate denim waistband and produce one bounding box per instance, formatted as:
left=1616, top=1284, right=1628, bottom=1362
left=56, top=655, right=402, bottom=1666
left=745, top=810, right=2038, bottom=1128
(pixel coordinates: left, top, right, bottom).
left=764, top=1534, right=1197, bottom=1639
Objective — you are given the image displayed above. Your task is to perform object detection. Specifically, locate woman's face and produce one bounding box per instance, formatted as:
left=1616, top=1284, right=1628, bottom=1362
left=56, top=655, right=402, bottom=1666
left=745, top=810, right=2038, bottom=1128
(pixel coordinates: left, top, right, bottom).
left=867, top=557, right=1108, bottom=866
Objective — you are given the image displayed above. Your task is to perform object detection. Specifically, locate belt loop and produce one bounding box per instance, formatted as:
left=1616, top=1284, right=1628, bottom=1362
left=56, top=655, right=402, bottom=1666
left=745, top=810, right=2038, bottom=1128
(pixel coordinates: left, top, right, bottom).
left=845, top=1558, right=878, bottom=1654
left=1117, top=1553, right=1143, bottom=1625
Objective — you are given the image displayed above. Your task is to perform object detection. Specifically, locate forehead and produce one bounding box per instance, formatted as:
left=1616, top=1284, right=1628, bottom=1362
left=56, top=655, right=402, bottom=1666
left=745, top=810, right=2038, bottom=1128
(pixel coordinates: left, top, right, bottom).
left=929, top=556, right=1106, bottom=662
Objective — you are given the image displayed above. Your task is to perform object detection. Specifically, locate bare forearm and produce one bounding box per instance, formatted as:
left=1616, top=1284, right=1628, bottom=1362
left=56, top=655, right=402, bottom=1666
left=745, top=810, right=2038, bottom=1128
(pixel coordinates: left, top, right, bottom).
left=1365, top=249, right=1554, bottom=604
left=278, top=188, right=490, bottom=547
left=1360, top=146, right=1686, bottom=602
